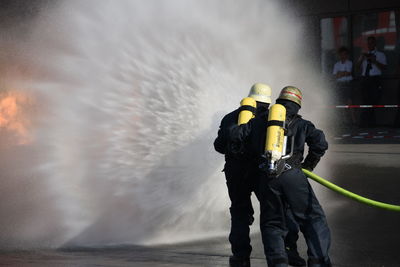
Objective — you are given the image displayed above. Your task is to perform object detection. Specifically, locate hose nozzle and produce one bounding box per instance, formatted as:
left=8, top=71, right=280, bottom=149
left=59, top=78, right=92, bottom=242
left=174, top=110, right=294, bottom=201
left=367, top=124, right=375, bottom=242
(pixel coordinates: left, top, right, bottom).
left=268, top=161, right=275, bottom=171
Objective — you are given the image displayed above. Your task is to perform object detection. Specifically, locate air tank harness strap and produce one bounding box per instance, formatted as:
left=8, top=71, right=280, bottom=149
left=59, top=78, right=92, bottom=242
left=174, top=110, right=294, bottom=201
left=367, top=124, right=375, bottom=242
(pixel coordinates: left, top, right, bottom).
left=266, top=120, right=285, bottom=127
left=267, top=120, right=289, bottom=135
left=238, top=105, right=257, bottom=115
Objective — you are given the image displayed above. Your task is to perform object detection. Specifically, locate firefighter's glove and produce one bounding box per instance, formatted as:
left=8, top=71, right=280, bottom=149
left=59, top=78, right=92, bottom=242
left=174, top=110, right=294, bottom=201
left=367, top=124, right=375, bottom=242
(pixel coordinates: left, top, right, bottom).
left=301, top=153, right=320, bottom=172
left=227, top=124, right=251, bottom=156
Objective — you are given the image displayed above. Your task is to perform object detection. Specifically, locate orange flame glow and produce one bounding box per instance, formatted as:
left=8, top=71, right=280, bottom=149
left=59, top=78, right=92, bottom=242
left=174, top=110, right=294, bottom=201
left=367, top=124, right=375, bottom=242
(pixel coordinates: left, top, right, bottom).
left=0, top=91, right=32, bottom=145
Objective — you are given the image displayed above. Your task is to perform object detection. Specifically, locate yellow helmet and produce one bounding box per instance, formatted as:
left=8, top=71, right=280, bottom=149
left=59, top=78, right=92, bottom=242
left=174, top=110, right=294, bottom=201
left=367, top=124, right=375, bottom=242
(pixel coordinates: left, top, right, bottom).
left=248, top=83, right=272, bottom=104
left=277, top=86, right=302, bottom=107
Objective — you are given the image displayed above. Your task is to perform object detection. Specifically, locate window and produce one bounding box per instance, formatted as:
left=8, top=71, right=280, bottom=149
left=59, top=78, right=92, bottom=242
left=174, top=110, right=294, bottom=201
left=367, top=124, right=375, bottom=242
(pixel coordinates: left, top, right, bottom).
left=321, top=17, right=349, bottom=75
left=353, top=11, right=398, bottom=75
left=321, top=10, right=400, bottom=76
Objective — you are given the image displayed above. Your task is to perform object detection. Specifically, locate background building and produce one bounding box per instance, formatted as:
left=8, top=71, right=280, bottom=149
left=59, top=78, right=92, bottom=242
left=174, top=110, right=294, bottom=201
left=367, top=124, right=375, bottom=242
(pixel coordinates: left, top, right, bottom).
left=286, top=0, right=400, bottom=126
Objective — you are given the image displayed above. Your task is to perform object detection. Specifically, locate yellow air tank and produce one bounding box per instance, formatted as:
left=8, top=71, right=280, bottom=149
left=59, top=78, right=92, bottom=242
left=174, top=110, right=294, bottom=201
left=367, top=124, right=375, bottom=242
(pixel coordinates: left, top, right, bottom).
left=265, top=104, right=286, bottom=171
left=238, top=97, right=257, bottom=125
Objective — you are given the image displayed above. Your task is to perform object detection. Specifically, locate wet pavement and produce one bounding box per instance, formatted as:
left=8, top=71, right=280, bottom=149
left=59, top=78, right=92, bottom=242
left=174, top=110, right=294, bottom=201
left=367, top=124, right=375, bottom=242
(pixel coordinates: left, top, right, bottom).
left=331, top=127, right=400, bottom=144
left=1, top=144, right=400, bottom=267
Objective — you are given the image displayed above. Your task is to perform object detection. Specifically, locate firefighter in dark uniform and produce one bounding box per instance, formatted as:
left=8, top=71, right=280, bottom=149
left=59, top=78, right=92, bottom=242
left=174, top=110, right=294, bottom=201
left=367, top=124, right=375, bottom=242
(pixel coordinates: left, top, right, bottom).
left=274, top=86, right=332, bottom=267
left=214, top=83, right=272, bottom=267
left=245, top=86, right=331, bottom=267
left=214, top=84, right=306, bottom=267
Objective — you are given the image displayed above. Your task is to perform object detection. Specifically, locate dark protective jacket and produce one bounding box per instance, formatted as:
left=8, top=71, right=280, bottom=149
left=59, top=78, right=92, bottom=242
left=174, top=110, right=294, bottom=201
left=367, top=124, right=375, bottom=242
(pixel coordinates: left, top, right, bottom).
left=214, top=107, right=269, bottom=161
left=245, top=113, right=328, bottom=171
left=285, top=115, right=328, bottom=170
left=214, top=108, right=240, bottom=156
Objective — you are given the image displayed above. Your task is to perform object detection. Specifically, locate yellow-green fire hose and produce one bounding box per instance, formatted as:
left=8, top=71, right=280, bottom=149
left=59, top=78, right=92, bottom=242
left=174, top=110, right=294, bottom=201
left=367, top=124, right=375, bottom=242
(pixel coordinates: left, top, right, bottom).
left=302, top=169, right=400, bottom=212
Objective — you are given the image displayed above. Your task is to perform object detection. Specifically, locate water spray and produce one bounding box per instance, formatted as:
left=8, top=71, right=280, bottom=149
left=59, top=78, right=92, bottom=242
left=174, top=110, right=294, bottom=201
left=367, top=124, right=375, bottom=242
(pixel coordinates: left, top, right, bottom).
left=303, top=169, right=400, bottom=212
left=0, top=0, right=332, bottom=248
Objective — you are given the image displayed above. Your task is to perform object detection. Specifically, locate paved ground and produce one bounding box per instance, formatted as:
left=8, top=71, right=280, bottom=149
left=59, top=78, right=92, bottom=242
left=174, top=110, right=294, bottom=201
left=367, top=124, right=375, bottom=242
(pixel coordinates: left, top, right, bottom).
left=0, top=144, right=399, bottom=267
left=331, top=127, right=400, bottom=144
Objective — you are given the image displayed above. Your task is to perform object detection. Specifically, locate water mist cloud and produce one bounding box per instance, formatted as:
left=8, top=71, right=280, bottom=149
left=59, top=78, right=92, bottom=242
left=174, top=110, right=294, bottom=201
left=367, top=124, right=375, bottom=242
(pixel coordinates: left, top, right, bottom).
left=0, top=0, right=329, bottom=248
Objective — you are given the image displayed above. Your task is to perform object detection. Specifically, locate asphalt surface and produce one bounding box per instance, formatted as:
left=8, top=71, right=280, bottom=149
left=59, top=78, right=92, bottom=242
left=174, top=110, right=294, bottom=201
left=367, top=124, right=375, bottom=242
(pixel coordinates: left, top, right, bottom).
left=0, top=143, right=399, bottom=267
left=331, top=127, right=400, bottom=144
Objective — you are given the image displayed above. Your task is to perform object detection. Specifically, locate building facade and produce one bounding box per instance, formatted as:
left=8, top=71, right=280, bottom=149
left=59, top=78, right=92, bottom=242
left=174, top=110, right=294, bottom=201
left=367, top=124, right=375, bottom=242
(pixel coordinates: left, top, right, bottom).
left=287, top=0, right=400, bottom=126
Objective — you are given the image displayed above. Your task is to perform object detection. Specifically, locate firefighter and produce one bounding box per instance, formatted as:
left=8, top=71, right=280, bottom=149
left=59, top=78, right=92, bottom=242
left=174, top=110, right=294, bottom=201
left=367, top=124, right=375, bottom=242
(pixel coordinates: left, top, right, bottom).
left=272, top=86, right=331, bottom=267
left=214, top=83, right=271, bottom=267
left=214, top=84, right=306, bottom=267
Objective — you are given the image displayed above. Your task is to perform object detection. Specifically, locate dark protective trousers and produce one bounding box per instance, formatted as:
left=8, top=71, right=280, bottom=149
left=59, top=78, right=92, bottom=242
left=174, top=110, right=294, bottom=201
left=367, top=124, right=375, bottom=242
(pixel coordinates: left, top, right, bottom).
left=224, top=160, right=258, bottom=259
left=285, top=208, right=300, bottom=251
left=224, top=161, right=297, bottom=264
left=258, top=176, right=289, bottom=267
left=278, top=168, right=331, bottom=267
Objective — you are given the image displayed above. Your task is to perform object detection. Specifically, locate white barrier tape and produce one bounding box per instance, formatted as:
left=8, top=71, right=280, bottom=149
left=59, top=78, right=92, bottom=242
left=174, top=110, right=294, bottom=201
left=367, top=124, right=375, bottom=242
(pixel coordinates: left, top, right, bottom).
left=334, top=135, right=400, bottom=140
left=335, top=105, right=400, bottom=108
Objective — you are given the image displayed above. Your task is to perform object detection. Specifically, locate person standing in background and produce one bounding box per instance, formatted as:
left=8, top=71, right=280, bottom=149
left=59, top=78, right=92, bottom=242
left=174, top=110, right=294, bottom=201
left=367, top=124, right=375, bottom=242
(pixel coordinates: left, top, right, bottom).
left=332, top=46, right=355, bottom=127
left=356, top=36, right=387, bottom=127
left=333, top=47, right=353, bottom=81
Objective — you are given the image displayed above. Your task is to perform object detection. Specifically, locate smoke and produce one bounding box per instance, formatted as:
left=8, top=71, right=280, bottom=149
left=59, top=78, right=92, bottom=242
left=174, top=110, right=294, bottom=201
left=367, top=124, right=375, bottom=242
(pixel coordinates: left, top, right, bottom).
left=0, top=0, right=329, bottom=248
